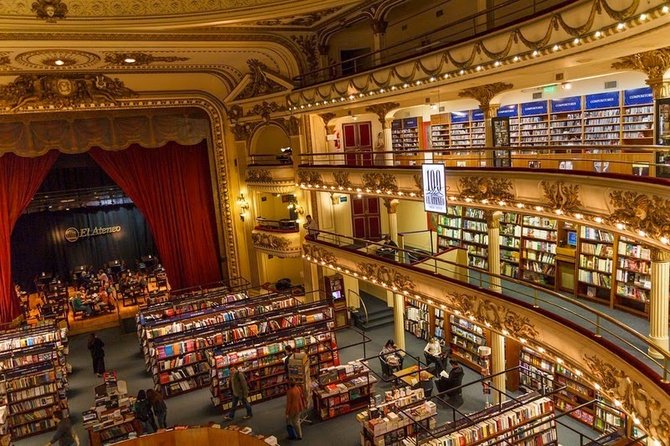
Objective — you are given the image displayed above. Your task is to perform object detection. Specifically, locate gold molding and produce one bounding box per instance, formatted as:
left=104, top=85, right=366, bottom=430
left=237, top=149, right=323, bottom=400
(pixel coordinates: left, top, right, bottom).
left=357, top=262, right=415, bottom=291
left=297, top=170, right=322, bottom=185
left=246, top=169, right=273, bottom=183
left=362, top=172, right=398, bottom=192
left=364, top=102, right=400, bottom=128
left=32, top=0, right=68, bottom=22
left=251, top=232, right=300, bottom=257
left=541, top=180, right=582, bottom=213
left=333, top=171, right=352, bottom=189
left=104, top=52, right=190, bottom=66
left=612, top=46, right=670, bottom=98
left=609, top=190, right=670, bottom=238
left=584, top=354, right=670, bottom=445
left=447, top=292, right=540, bottom=341
left=459, top=177, right=513, bottom=202
left=458, top=82, right=513, bottom=117
left=302, top=244, right=338, bottom=265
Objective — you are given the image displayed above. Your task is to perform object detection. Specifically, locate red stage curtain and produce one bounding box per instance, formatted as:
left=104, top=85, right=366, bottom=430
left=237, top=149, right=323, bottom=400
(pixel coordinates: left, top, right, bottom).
left=90, top=141, right=222, bottom=290
left=0, top=151, right=58, bottom=322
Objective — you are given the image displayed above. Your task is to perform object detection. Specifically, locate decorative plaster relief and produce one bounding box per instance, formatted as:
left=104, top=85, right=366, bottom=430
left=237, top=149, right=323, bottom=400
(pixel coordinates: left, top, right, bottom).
left=32, top=0, right=67, bottom=22
left=362, top=172, right=398, bottom=193
left=104, top=52, right=189, bottom=66
left=297, top=170, right=322, bottom=185
left=609, top=190, right=670, bottom=237
left=302, top=244, right=337, bottom=265
left=246, top=169, right=273, bottom=183
left=333, top=171, right=352, bottom=189
left=459, top=177, right=513, bottom=202
left=541, top=181, right=582, bottom=213
left=357, top=262, right=415, bottom=291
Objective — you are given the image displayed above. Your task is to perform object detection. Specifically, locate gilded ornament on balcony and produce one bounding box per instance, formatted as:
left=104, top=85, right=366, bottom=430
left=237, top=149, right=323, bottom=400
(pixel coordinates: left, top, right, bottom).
left=104, top=52, right=189, bottom=66
left=362, top=173, right=398, bottom=193
left=609, top=191, right=670, bottom=237
left=357, top=263, right=415, bottom=291
left=302, top=245, right=337, bottom=265
left=541, top=181, right=582, bottom=213
left=238, top=59, right=287, bottom=100
left=297, top=170, right=322, bottom=185
left=413, top=173, right=423, bottom=197
left=584, top=354, right=670, bottom=444
left=333, top=172, right=352, bottom=189
left=612, top=48, right=670, bottom=98
left=448, top=292, right=539, bottom=341
left=246, top=101, right=286, bottom=121
left=291, top=35, right=319, bottom=73
left=0, top=74, right=136, bottom=110
left=459, top=177, right=513, bottom=202
left=251, top=233, right=291, bottom=251
left=32, top=0, right=67, bottom=22
left=365, top=102, right=400, bottom=127
left=319, top=113, right=337, bottom=129
left=458, top=82, right=513, bottom=114
left=246, top=169, right=273, bottom=183
left=231, top=123, right=253, bottom=141
left=226, top=104, right=243, bottom=125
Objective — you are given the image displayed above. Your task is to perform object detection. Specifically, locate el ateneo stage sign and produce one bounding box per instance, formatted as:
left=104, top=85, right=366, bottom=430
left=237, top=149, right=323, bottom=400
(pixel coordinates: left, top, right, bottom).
left=64, top=225, right=121, bottom=243
left=422, top=164, right=447, bottom=213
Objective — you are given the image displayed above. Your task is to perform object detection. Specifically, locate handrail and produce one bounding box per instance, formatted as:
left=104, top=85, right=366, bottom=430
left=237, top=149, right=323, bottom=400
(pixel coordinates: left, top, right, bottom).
left=348, top=289, right=369, bottom=326
left=305, top=229, right=670, bottom=383
left=293, top=0, right=570, bottom=88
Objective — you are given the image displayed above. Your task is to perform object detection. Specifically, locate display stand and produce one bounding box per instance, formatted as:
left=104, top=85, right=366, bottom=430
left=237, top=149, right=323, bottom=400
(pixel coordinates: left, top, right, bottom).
left=313, top=359, right=377, bottom=420
left=324, top=274, right=349, bottom=329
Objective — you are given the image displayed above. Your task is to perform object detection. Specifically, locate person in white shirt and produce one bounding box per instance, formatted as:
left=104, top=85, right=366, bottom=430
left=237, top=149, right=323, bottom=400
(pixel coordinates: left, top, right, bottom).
left=424, top=337, right=441, bottom=370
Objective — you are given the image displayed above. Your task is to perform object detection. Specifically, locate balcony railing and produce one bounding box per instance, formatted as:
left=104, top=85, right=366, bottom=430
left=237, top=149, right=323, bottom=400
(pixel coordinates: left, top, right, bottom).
left=248, top=153, right=293, bottom=167
left=293, top=0, right=571, bottom=88
left=305, top=229, right=670, bottom=383
left=254, top=217, right=299, bottom=232
left=299, top=146, right=670, bottom=180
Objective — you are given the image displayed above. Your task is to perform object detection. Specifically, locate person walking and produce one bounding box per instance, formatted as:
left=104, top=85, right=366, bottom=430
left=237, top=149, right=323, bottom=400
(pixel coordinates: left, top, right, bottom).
left=147, top=389, right=167, bottom=429
left=223, top=367, right=252, bottom=421
left=285, top=379, right=306, bottom=440
left=87, top=333, right=105, bottom=377
left=46, top=410, right=76, bottom=446
left=444, top=360, right=465, bottom=408
left=133, top=390, right=155, bottom=434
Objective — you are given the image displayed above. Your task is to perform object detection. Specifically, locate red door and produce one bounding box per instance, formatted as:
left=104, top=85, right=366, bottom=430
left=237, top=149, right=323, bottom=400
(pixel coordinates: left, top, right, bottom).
left=342, top=121, right=373, bottom=166
left=352, top=196, right=381, bottom=240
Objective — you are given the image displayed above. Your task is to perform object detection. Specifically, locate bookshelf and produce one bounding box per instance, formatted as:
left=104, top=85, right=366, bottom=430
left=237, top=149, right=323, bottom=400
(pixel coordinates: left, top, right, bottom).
left=497, top=104, right=520, bottom=146
left=521, top=215, right=558, bottom=289
left=0, top=323, right=69, bottom=441
left=583, top=92, right=621, bottom=146
left=622, top=87, right=654, bottom=144
left=519, top=347, right=554, bottom=393
left=577, top=226, right=614, bottom=304
left=550, top=96, right=582, bottom=146
left=436, top=206, right=463, bottom=250
left=433, top=308, right=446, bottom=340
left=450, top=111, right=472, bottom=149
left=449, top=314, right=490, bottom=370
left=462, top=207, right=488, bottom=269
left=417, top=394, right=557, bottom=446
left=404, top=297, right=430, bottom=340
left=324, top=274, right=349, bottom=329
left=500, top=212, right=521, bottom=278
left=313, top=359, right=377, bottom=420
left=208, top=319, right=336, bottom=411
left=391, top=117, right=423, bottom=166
left=430, top=113, right=450, bottom=152
left=471, top=110, right=485, bottom=148
left=519, top=100, right=549, bottom=146
left=615, top=238, right=652, bottom=315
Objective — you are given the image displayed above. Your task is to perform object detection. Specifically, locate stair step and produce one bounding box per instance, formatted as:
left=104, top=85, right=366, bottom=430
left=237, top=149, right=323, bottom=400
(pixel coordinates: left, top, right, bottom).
left=359, top=314, right=395, bottom=330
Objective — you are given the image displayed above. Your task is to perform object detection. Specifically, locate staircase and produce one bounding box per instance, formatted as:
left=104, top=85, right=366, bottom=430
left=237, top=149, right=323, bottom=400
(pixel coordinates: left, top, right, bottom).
left=352, top=291, right=394, bottom=331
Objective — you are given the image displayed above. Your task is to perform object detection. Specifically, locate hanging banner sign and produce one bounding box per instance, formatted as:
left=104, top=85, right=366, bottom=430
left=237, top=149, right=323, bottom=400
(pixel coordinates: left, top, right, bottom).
left=497, top=104, right=518, bottom=118
left=451, top=111, right=469, bottom=123
left=64, top=225, right=121, bottom=243
left=520, top=100, right=548, bottom=116
left=421, top=164, right=447, bottom=214
left=624, top=87, right=653, bottom=106
left=471, top=109, right=485, bottom=121
left=404, top=117, right=419, bottom=128
left=585, top=91, right=619, bottom=110
left=551, top=96, right=581, bottom=113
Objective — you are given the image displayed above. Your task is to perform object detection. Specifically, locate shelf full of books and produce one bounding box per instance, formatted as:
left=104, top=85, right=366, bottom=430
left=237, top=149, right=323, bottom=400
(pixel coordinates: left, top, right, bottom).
left=357, top=386, right=436, bottom=446
left=0, top=322, right=69, bottom=441
left=449, top=315, right=489, bottom=370
left=436, top=206, right=463, bottom=250
left=518, top=346, right=626, bottom=433
left=615, top=237, right=651, bottom=314
left=207, top=312, right=337, bottom=411
left=577, top=226, right=614, bottom=303
left=499, top=212, right=521, bottom=278
left=520, top=215, right=558, bottom=288
left=313, top=359, right=377, bottom=420
left=417, top=393, right=557, bottom=446
left=462, top=207, right=488, bottom=269
left=404, top=297, right=430, bottom=340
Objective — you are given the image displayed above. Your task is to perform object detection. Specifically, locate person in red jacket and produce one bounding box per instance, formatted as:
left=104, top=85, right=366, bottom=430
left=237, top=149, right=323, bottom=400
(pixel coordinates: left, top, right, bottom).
left=285, top=379, right=306, bottom=440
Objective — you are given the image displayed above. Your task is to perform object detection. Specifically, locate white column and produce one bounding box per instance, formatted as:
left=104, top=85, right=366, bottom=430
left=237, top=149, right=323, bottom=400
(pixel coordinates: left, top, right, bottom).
left=385, top=198, right=400, bottom=243
left=491, top=332, right=506, bottom=404
left=649, top=249, right=670, bottom=358
left=393, top=293, right=406, bottom=350
left=343, top=275, right=360, bottom=309
left=384, top=119, right=394, bottom=166
left=487, top=211, right=502, bottom=293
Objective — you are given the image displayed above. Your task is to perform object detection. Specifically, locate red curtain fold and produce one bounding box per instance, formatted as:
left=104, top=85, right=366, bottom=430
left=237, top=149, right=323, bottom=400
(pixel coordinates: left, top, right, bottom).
left=0, top=151, right=58, bottom=322
left=89, top=141, right=222, bottom=290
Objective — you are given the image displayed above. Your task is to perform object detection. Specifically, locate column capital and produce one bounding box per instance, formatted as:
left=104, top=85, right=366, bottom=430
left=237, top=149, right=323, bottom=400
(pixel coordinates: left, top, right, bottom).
left=458, top=82, right=513, bottom=116
left=372, top=19, right=388, bottom=34
left=485, top=210, right=503, bottom=228
left=365, top=102, right=400, bottom=128
left=612, top=47, right=670, bottom=99
left=383, top=197, right=400, bottom=213
left=651, top=248, right=670, bottom=263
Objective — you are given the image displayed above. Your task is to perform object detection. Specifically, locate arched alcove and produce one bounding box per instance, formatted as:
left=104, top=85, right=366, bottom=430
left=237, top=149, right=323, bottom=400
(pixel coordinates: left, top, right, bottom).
left=250, top=124, right=291, bottom=156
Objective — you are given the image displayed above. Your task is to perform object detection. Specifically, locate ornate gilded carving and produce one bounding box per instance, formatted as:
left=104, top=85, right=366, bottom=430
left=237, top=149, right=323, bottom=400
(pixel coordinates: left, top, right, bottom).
left=32, top=0, right=67, bottom=22
left=383, top=198, right=399, bottom=214
left=333, top=172, right=352, bottom=189
left=612, top=47, right=670, bottom=99
left=362, top=173, right=398, bottom=192
left=541, top=181, right=582, bottom=213
left=15, top=50, right=100, bottom=69
left=297, top=170, right=322, bottom=185
left=246, top=169, right=273, bottom=183
left=609, top=191, right=670, bottom=237
left=319, top=113, right=337, bottom=128
left=365, top=102, right=400, bottom=127
left=246, top=101, right=286, bottom=120
left=412, top=173, right=423, bottom=197
left=291, top=34, right=320, bottom=73
left=459, top=83, right=513, bottom=117
left=303, top=244, right=338, bottom=265
left=238, top=59, right=287, bottom=100
left=358, top=263, right=416, bottom=291
left=459, top=177, right=513, bottom=202
left=226, top=104, right=244, bottom=124
left=231, top=123, right=253, bottom=141
left=104, top=52, right=189, bottom=66
left=0, top=55, right=9, bottom=66
left=448, top=292, right=539, bottom=341
left=285, top=116, right=300, bottom=136
left=251, top=232, right=291, bottom=251
left=255, top=7, right=342, bottom=27
left=584, top=354, right=670, bottom=444
left=0, top=74, right=136, bottom=110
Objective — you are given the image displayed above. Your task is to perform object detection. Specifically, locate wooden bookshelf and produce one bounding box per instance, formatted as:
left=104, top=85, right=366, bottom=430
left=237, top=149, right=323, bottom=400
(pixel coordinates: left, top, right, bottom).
left=436, top=206, right=463, bottom=251
left=404, top=297, right=430, bottom=340
left=313, top=360, right=377, bottom=420
left=615, top=237, right=651, bottom=316
left=391, top=117, right=423, bottom=166
left=208, top=319, right=336, bottom=411
left=577, top=226, right=614, bottom=304
left=520, top=215, right=558, bottom=289
left=500, top=212, right=521, bottom=278
left=429, top=113, right=450, bottom=152
left=519, top=100, right=549, bottom=146
left=462, top=207, right=488, bottom=269
left=449, top=314, right=490, bottom=370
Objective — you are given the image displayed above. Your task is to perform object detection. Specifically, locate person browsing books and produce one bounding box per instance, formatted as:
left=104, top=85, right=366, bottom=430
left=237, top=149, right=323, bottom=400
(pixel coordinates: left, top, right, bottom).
left=223, top=366, right=253, bottom=421
left=46, top=410, right=76, bottom=446
left=285, top=379, right=306, bottom=440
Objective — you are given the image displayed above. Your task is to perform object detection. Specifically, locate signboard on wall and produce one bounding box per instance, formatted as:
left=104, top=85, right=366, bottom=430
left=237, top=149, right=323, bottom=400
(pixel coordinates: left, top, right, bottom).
left=421, top=163, right=447, bottom=213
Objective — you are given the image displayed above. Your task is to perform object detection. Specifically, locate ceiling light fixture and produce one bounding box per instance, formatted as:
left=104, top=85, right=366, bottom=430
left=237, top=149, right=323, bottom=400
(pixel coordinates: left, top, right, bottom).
left=54, top=59, right=65, bottom=66
left=124, top=57, right=136, bottom=64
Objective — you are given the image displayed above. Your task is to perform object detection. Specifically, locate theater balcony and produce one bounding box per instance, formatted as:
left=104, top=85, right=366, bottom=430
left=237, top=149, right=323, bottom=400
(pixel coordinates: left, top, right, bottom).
left=251, top=218, right=301, bottom=258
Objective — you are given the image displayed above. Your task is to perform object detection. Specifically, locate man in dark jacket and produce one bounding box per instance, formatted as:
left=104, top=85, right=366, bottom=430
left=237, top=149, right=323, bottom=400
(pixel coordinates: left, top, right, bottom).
left=444, top=360, right=465, bottom=407
left=47, top=410, right=76, bottom=446
left=223, top=367, right=252, bottom=421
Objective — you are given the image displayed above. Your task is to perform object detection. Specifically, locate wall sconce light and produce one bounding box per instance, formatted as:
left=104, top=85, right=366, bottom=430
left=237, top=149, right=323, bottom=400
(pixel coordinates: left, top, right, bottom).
left=237, top=193, right=250, bottom=221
